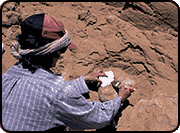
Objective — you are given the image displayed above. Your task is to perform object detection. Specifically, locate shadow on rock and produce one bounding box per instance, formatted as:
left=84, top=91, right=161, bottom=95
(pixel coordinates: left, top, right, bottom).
left=82, top=82, right=101, bottom=99
left=86, top=82, right=101, bottom=92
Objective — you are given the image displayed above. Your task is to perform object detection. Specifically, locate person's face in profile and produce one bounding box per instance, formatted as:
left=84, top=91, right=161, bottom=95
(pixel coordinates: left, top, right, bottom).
left=52, top=46, right=68, bottom=67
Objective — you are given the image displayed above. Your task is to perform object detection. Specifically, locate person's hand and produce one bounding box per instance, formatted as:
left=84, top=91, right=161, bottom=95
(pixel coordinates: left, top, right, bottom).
left=84, top=69, right=107, bottom=84
left=111, top=77, right=120, bottom=88
left=118, top=85, right=135, bottom=102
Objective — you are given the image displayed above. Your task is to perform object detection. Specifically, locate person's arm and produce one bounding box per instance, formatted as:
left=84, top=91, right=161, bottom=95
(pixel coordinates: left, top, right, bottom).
left=51, top=84, right=123, bottom=129
left=65, top=69, right=107, bottom=94
left=65, top=76, right=89, bottom=94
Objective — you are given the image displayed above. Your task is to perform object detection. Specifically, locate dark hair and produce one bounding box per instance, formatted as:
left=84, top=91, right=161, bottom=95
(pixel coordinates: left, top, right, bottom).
left=16, top=34, right=61, bottom=73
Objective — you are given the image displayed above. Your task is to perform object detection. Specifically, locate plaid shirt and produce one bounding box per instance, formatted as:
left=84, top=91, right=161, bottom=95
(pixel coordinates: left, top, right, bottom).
left=2, top=63, right=122, bottom=131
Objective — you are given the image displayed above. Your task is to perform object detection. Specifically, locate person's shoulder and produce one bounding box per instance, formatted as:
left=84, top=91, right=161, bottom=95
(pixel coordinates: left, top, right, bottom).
left=3, top=63, right=20, bottom=75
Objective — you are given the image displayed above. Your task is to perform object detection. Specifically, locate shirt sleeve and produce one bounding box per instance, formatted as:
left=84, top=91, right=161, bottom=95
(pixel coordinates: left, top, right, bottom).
left=51, top=84, right=123, bottom=129
left=65, top=76, right=89, bottom=94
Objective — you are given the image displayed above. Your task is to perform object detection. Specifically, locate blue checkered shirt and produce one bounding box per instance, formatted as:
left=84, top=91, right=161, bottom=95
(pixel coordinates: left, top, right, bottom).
left=2, top=63, right=122, bottom=131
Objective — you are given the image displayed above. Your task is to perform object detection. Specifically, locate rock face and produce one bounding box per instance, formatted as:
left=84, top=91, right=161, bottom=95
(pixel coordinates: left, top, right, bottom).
left=118, top=91, right=178, bottom=131
left=105, top=2, right=178, bottom=31
left=2, top=2, right=178, bottom=131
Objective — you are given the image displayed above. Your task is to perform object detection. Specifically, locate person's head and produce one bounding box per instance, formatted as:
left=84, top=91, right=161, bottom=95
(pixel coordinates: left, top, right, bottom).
left=12, top=13, right=75, bottom=73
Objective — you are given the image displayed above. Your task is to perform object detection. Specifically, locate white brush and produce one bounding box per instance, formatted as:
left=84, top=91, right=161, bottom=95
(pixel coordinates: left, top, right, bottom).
left=99, top=70, right=114, bottom=87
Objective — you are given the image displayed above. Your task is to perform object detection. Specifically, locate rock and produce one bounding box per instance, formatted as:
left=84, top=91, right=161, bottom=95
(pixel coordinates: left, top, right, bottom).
left=39, top=2, right=54, bottom=6
left=169, top=30, right=178, bottom=37
left=119, top=7, right=155, bottom=30
left=111, top=2, right=178, bottom=31
left=8, top=25, right=21, bottom=40
left=105, top=15, right=118, bottom=25
left=120, top=47, right=144, bottom=63
left=117, top=92, right=178, bottom=131
left=2, top=44, right=18, bottom=73
left=78, top=10, right=90, bottom=20
left=90, top=52, right=100, bottom=60
left=154, top=61, right=178, bottom=82
left=100, top=25, right=115, bottom=38
left=111, top=61, right=131, bottom=70
left=78, top=12, right=89, bottom=20
left=67, top=64, right=93, bottom=79
left=85, top=15, right=97, bottom=26
left=160, top=33, right=172, bottom=41
left=104, top=37, right=124, bottom=52
left=85, top=27, right=101, bottom=40
left=124, top=66, right=139, bottom=76
left=2, top=11, right=21, bottom=26
left=99, top=6, right=110, bottom=14
left=133, top=63, right=146, bottom=72
left=57, top=6, right=79, bottom=19
left=29, top=2, right=41, bottom=6
left=117, top=20, right=161, bottom=63
left=2, top=2, right=18, bottom=12
left=2, top=27, right=10, bottom=40
left=80, top=41, right=97, bottom=55
left=105, top=2, right=126, bottom=8
left=150, top=2, right=178, bottom=30
left=77, top=21, right=87, bottom=30
left=89, top=40, right=107, bottom=57
left=133, top=2, right=154, bottom=15
left=15, top=2, right=43, bottom=21
left=98, top=83, right=118, bottom=102
left=94, top=15, right=107, bottom=27
left=75, top=51, right=87, bottom=60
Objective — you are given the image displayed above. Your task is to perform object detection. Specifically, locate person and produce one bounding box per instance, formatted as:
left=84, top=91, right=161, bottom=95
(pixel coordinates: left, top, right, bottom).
left=2, top=13, right=134, bottom=131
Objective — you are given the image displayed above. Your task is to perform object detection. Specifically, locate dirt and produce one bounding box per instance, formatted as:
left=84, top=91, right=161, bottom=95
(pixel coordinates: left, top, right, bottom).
left=2, top=2, right=178, bottom=131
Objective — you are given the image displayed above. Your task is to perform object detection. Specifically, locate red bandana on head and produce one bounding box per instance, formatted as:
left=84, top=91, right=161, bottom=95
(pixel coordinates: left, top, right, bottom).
left=42, top=14, right=77, bottom=50
left=42, top=14, right=66, bottom=40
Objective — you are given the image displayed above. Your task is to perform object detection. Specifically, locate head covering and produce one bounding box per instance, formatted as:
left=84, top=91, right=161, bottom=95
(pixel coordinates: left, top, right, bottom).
left=11, top=13, right=77, bottom=60
left=42, top=14, right=66, bottom=39
left=20, top=13, right=45, bottom=37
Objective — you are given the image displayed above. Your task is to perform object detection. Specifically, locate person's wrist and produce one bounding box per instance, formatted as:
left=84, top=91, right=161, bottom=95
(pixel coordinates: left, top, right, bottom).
left=83, top=76, right=90, bottom=84
left=119, top=96, right=124, bottom=103
left=83, top=75, right=87, bottom=79
left=121, top=96, right=125, bottom=103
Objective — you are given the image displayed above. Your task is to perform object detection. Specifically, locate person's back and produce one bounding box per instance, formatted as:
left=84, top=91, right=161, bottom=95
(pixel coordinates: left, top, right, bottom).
left=2, top=62, right=91, bottom=131
left=2, top=63, right=65, bottom=131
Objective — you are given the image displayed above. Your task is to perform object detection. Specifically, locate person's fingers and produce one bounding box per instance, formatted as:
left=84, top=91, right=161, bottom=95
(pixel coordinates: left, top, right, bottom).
left=98, top=73, right=108, bottom=77
left=121, top=85, right=125, bottom=89
left=96, top=69, right=102, bottom=74
left=127, top=92, right=131, bottom=97
left=126, top=89, right=131, bottom=94
left=129, top=87, right=135, bottom=92
left=94, top=69, right=98, bottom=72
left=95, top=77, right=102, bottom=83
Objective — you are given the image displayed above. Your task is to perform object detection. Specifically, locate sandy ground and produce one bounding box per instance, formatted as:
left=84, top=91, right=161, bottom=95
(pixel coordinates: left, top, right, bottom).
left=2, top=2, right=178, bottom=131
